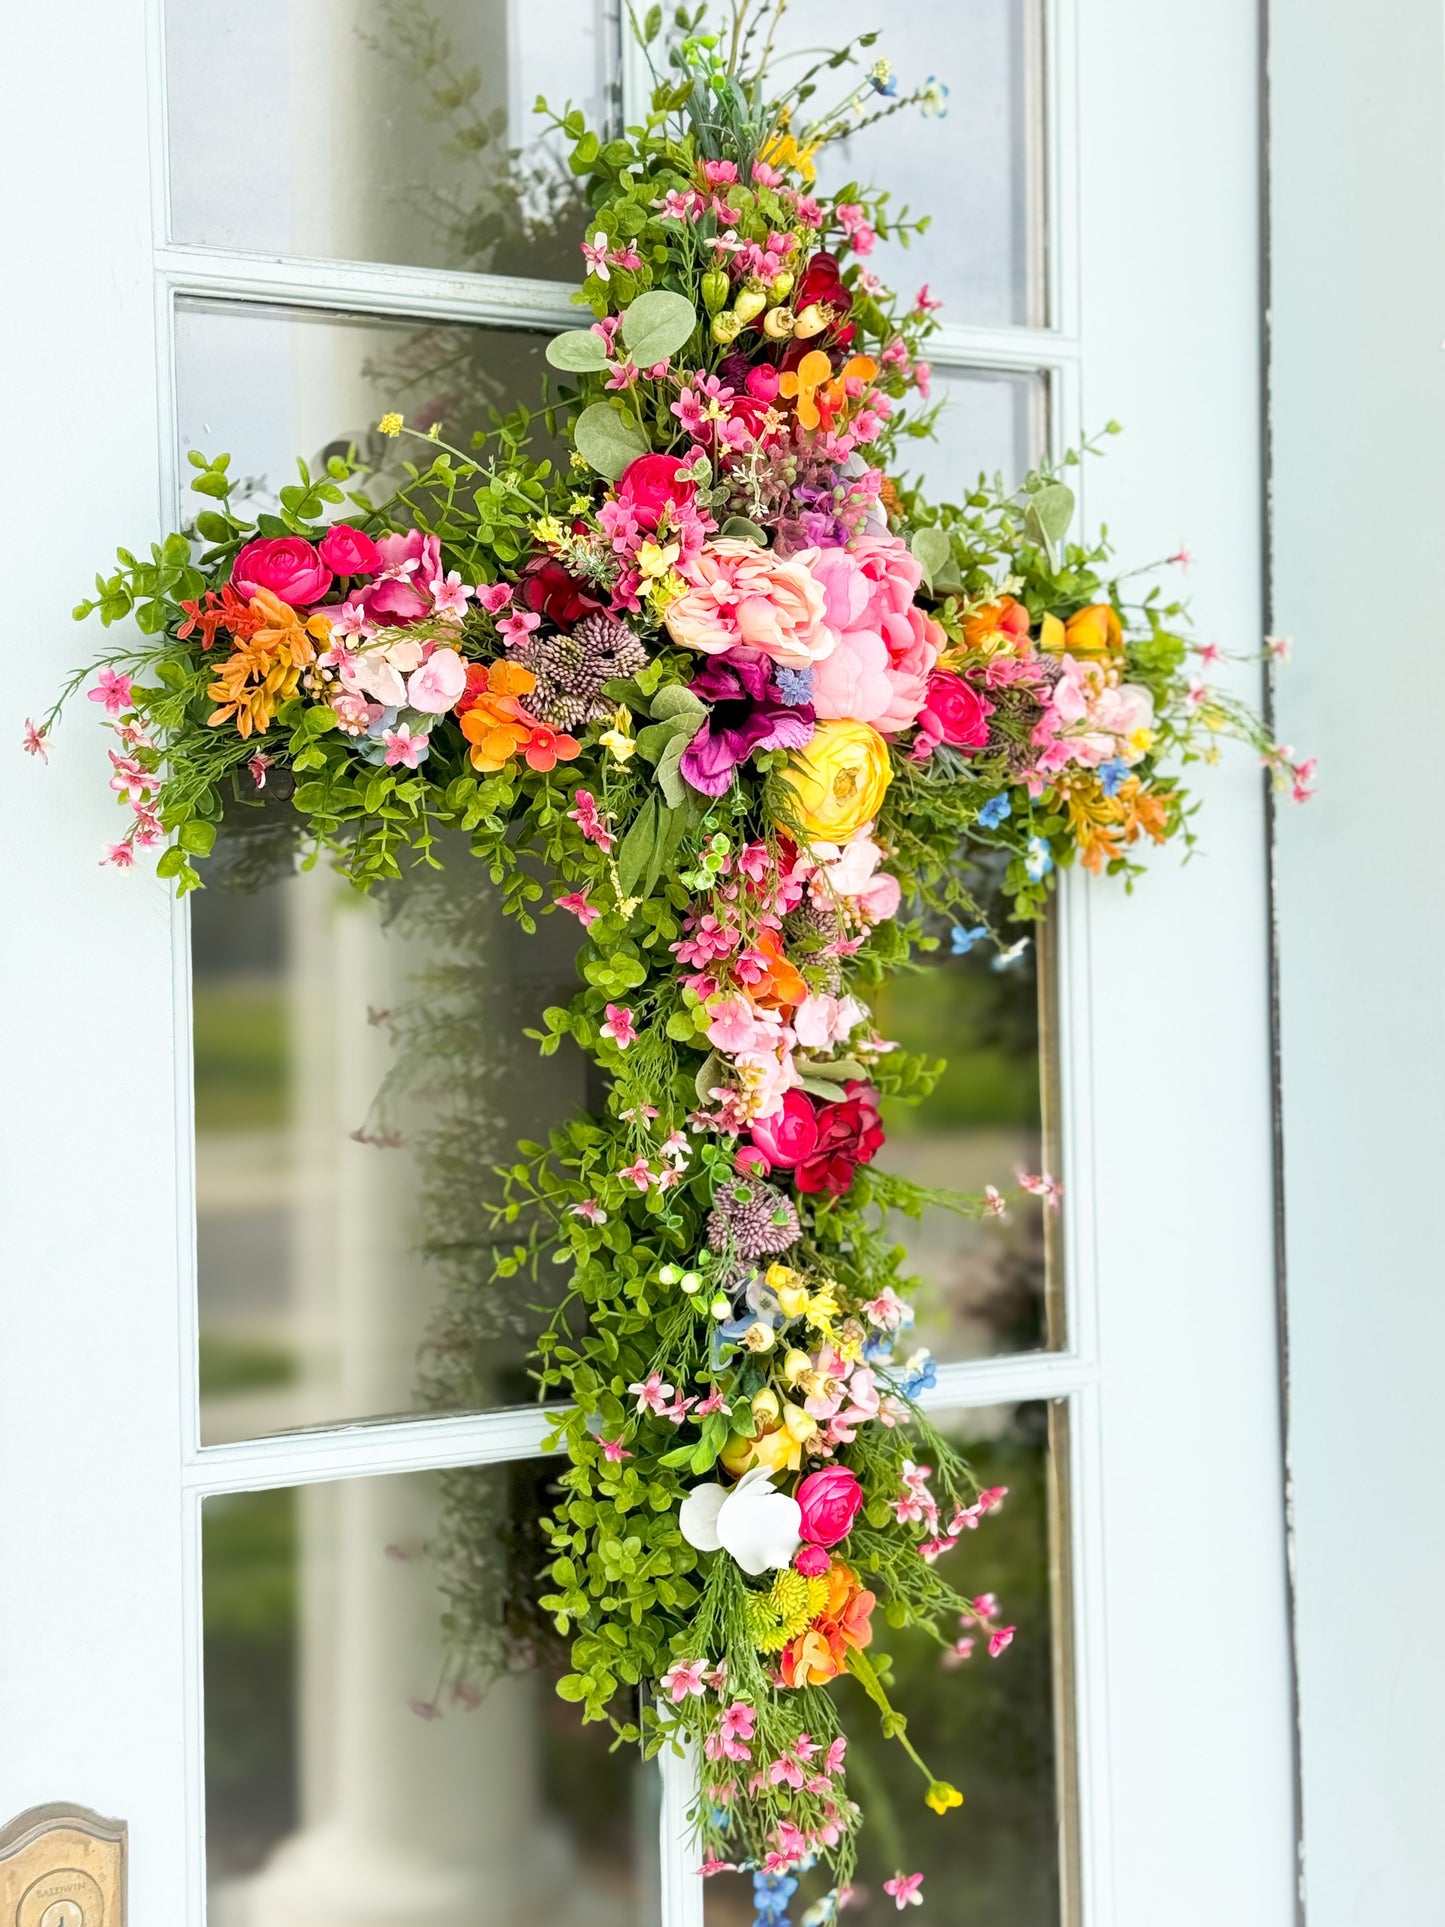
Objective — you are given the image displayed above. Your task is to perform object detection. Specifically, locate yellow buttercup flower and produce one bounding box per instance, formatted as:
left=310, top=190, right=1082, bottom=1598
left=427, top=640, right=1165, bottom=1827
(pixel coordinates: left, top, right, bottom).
left=378, top=412, right=404, bottom=437
left=777, top=718, right=892, bottom=843
left=926, top=1781, right=964, bottom=1815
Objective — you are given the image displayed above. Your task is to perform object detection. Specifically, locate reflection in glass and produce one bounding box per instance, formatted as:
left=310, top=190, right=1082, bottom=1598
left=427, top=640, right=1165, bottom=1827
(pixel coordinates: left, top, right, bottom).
left=175, top=300, right=556, bottom=514
left=761, top=0, right=1047, bottom=325
left=203, top=1462, right=659, bottom=1924
left=872, top=925, right=1057, bottom=1360
left=166, top=0, right=612, bottom=280
left=193, top=839, right=592, bottom=1444
left=905, top=367, right=1050, bottom=504
left=706, top=1404, right=1066, bottom=1927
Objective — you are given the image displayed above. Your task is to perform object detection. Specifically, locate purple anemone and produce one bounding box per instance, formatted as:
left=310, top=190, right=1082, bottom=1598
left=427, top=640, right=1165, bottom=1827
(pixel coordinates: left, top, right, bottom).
left=679, top=648, right=816, bottom=797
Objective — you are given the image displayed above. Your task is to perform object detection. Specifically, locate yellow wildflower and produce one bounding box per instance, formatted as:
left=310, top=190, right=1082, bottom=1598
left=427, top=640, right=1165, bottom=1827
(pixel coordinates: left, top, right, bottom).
left=635, top=538, right=680, bottom=579
left=599, top=706, right=636, bottom=764
left=378, top=412, right=404, bottom=437
left=926, top=1781, right=964, bottom=1815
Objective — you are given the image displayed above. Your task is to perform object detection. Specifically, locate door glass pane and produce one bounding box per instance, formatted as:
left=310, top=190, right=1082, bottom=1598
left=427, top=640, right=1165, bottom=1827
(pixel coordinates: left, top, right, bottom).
left=873, top=925, right=1060, bottom=1362
left=907, top=366, right=1049, bottom=502
left=705, top=1402, right=1068, bottom=1925
left=165, top=0, right=612, bottom=281
left=203, top=1462, right=659, bottom=1923
left=763, top=0, right=1046, bottom=325
left=175, top=298, right=555, bottom=505
left=193, top=841, right=590, bottom=1444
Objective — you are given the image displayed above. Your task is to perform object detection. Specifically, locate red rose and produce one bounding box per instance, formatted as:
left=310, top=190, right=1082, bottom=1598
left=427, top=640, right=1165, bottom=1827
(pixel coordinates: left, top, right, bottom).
left=519, top=554, right=604, bottom=628
left=748, top=1089, right=821, bottom=1170
left=794, top=1081, right=885, bottom=1195
left=231, top=536, right=332, bottom=606
left=617, top=452, right=697, bottom=531
left=795, top=1466, right=865, bottom=1547
left=318, top=523, right=383, bottom=576
left=918, top=672, right=994, bottom=751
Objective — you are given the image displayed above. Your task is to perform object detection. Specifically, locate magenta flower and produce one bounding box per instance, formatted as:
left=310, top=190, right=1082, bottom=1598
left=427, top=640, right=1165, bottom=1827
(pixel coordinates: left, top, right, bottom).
left=680, top=650, right=815, bottom=798
left=568, top=788, right=614, bottom=853
left=475, top=581, right=512, bottom=615
left=381, top=724, right=430, bottom=768
left=660, top=1659, right=707, bottom=1702
left=600, top=1438, right=632, bottom=1463
left=101, top=842, right=135, bottom=869
left=628, top=1372, right=675, bottom=1415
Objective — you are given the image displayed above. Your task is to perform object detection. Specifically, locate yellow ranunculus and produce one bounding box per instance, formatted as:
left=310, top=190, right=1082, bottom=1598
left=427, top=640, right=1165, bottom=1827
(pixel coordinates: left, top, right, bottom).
left=1060, top=602, right=1124, bottom=656
left=777, top=718, right=892, bottom=843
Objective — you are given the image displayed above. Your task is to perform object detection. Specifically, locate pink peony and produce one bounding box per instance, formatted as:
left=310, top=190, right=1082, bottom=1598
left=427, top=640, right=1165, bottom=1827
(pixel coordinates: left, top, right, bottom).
left=747, top=1089, right=820, bottom=1170
left=356, top=530, right=443, bottom=625
left=808, top=535, right=942, bottom=734
left=231, top=536, right=332, bottom=606
left=318, top=523, right=383, bottom=576
left=795, top=1465, right=865, bottom=1546
left=405, top=646, right=468, bottom=713
left=667, top=540, right=836, bottom=668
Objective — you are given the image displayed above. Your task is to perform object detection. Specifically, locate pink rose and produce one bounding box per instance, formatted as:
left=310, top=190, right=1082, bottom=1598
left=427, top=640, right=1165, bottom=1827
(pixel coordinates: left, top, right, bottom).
left=355, top=530, right=443, bottom=625
left=231, top=536, right=332, bottom=606
left=666, top=539, right=836, bottom=668
left=747, top=1089, right=820, bottom=1170
left=918, top=672, right=994, bottom=751
left=405, top=646, right=468, bottom=714
left=795, top=1465, right=864, bottom=1547
left=318, top=523, right=383, bottom=576
left=808, top=536, right=941, bottom=735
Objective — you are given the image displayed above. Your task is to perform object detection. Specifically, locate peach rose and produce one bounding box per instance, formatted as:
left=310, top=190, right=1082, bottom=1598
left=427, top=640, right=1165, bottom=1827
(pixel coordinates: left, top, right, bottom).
left=666, top=539, right=837, bottom=667
left=809, top=535, right=941, bottom=734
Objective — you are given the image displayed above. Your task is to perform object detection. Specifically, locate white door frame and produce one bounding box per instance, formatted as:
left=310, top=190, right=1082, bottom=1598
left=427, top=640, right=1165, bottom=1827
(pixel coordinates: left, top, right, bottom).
left=1, top=2, right=1295, bottom=1922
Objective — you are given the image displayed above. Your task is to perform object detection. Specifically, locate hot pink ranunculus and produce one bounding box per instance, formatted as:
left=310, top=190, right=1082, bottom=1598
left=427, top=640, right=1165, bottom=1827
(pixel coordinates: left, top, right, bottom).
left=795, top=1465, right=865, bottom=1547
left=918, top=672, right=994, bottom=750
left=747, top=1088, right=820, bottom=1170
left=808, top=535, right=941, bottom=734
left=318, top=523, right=383, bottom=576
left=667, top=539, right=836, bottom=667
left=617, top=452, right=697, bottom=531
left=231, top=536, right=332, bottom=606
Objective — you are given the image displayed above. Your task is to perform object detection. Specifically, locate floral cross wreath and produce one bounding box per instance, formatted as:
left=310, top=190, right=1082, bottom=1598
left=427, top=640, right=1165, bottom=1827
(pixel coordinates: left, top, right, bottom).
left=30, top=8, right=1308, bottom=1918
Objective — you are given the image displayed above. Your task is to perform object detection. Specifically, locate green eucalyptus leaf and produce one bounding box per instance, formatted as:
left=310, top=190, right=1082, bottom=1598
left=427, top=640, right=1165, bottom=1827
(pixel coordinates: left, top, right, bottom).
left=649, top=685, right=707, bottom=726
left=910, top=525, right=952, bottom=592
left=718, top=516, right=768, bottom=545
left=574, top=402, right=651, bottom=480
left=619, top=289, right=698, bottom=368
left=545, top=328, right=610, bottom=372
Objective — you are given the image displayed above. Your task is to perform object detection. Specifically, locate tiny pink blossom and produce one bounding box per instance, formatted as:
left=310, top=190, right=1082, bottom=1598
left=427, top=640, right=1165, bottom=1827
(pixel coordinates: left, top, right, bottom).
left=605, top=359, right=641, bottom=391
left=704, top=1660, right=730, bottom=1694
left=428, top=570, right=473, bottom=619
left=601, top=1437, right=633, bottom=1463
left=1017, top=1171, right=1063, bottom=1211
left=88, top=666, right=134, bottom=715
left=1265, top=633, right=1293, bottom=661
left=752, top=159, right=783, bottom=187
left=983, top=1184, right=1007, bottom=1218
left=824, top=1735, right=847, bottom=1775
left=581, top=230, right=612, bottom=280
left=970, top=1594, right=999, bottom=1621
left=661, top=1659, right=708, bottom=1702
left=1167, top=543, right=1194, bottom=570
left=22, top=718, right=49, bottom=760
left=247, top=751, right=271, bottom=788
left=1195, top=642, right=1223, bottom=668
left=618, top=1157, right=655, bottom=1191
left=497, top=609, right=542, bottom=645
left=698, top=1859, right=734, bottom=1877
left=570, top=1198, right=607, bottom=1224
left=101, top=841, right=136, bottom=869
left=941, top=1635, right=976, bottom=1669
left=628, top=1371, right=675, bottom=1416
left=601, top=1003, right=637, bottom=1049
left=914, top=284, right=942, bottom=312
left=989, top=1625, right=1017, bottom=1658
left=768, top=1755, right=806, bottom=1790
left=557, top=890, right=601, bottom=927
left=693, top=1386, right=731, bottom=1418
left=568, top=789, right=615, bottom=853
left=884, top=1872, right=925, bottom=1909
left=382, top=723, right=430, bottom=768
left=661, top=1393, right=696, bottom=1426
left=475, top=582, right=513, bottom=615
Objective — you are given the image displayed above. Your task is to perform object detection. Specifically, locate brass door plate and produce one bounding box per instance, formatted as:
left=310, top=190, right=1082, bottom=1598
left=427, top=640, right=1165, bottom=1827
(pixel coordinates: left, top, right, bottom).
left=0, top=1806, right=126, bottom=1927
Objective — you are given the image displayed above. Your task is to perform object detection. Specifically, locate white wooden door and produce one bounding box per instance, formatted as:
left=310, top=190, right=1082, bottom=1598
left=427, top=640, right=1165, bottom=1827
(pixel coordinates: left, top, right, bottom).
left=1, top=2, right=1295, bottom=1922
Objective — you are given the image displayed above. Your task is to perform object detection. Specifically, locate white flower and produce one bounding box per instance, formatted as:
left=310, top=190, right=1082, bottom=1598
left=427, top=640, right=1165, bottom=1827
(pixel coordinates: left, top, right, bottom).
left=678, top=1464, right=802, bottom=1576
